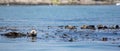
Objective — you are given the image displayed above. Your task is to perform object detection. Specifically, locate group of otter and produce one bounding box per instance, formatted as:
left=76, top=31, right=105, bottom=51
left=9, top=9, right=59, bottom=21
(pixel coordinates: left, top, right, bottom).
left=1, top=28, right=37, bottom=38
left=0, top=24, right=119, bottom=39
left=65, top=24, right=119, bottom=30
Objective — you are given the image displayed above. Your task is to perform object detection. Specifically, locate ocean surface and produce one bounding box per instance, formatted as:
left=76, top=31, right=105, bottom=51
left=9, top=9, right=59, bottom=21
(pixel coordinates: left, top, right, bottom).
left=0, top=5, right=120, bottom=27
left=0, top=5, right=120, bottom=51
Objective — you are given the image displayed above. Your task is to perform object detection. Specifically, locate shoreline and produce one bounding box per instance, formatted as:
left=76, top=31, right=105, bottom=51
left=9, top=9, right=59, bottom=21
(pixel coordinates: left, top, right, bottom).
left=0, top=3, right=115, bottom=6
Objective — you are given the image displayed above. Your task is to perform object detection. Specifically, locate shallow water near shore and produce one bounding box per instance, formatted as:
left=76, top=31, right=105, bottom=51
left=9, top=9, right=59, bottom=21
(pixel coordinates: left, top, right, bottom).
left=0, top=5, right=120, bottom=51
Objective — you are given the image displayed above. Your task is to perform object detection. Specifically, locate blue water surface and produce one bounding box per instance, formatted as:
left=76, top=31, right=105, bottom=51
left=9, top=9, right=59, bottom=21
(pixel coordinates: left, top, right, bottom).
left=0, top=5, right=120, bottom=51
left=0, top=5, right=120, bottom=27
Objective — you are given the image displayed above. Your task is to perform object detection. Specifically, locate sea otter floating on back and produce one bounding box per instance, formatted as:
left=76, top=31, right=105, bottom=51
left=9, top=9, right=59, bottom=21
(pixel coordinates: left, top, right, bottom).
left=28, top=28, right=37, bottom=37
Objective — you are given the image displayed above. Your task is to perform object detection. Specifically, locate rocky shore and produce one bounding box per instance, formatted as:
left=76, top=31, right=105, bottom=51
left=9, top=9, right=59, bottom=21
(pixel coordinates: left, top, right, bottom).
left=0, top=0, right=119, bottom=5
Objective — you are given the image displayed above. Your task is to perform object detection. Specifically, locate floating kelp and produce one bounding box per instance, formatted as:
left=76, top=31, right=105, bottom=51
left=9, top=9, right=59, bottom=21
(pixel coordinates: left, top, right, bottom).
left=0, top=25, right=120, bottom=42
left=0, top=32, right=26, bottom=38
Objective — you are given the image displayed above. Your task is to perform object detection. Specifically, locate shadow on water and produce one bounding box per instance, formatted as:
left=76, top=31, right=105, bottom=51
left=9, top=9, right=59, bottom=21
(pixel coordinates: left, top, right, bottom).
left=31, top=37, right=37, bottom=42
left=0, top=35, right=37, bottom=42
